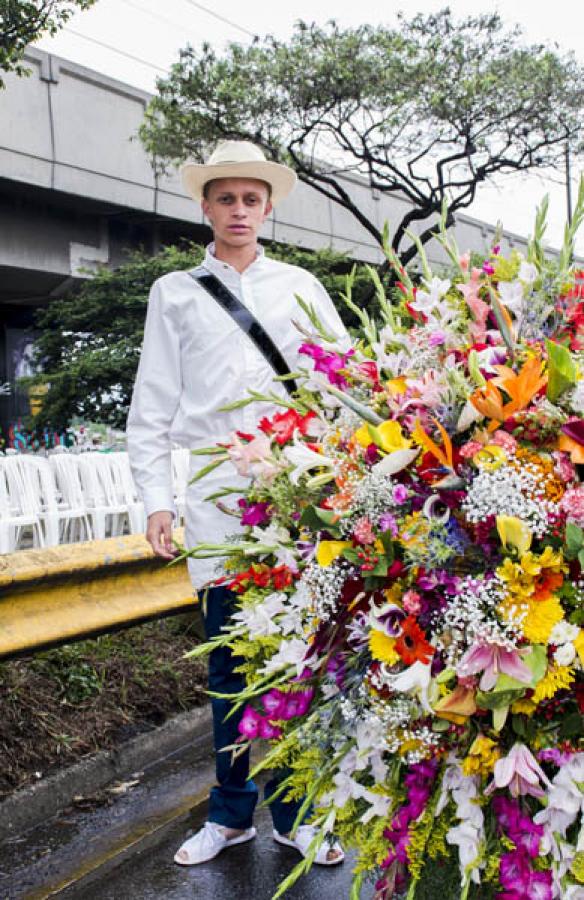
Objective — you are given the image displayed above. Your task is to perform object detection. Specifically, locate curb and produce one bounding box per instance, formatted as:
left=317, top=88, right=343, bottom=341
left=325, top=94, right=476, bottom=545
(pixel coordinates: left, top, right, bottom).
left=1, top=704, right=212, bottom=842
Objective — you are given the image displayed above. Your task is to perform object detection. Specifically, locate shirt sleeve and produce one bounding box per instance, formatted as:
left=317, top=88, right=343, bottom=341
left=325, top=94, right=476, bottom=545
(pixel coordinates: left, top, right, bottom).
left=126, top=278, right=181, bottom=519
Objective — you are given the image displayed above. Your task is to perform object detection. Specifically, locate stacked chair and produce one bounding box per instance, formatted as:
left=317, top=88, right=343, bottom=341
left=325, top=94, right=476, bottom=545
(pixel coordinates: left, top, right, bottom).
left=0, top=448, right=185, bottom=553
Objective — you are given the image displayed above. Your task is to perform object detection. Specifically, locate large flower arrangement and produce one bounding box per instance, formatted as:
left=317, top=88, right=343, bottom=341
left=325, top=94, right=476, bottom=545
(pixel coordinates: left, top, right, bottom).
left=185, top=194, right=584, bottom=900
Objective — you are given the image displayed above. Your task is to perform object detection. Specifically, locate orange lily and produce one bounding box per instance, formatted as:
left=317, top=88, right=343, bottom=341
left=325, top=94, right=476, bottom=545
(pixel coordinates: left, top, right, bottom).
left=471, top=357, right=547, bottom=431
left=412, top=417, right=454, bottom=470
left=558, top=433, right=584, bottom=464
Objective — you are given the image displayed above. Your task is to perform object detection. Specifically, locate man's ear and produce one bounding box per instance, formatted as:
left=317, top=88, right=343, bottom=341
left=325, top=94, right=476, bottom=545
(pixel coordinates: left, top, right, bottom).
left=263, top=200, right=273, bottom=221
left=201, top=198, right=213, bottom=225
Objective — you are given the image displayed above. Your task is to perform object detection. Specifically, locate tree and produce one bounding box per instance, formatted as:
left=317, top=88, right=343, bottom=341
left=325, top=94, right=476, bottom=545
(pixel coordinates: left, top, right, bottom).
left=140, top=10, right=584, bottom=265
left=28, top=243, right=372, bottom=429
left=0, top=0, right=97, bottom=87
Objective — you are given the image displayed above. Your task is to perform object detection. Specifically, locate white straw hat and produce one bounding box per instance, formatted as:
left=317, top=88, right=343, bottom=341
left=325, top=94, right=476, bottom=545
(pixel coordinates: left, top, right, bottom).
left=181, top=140, right=297, bottom=206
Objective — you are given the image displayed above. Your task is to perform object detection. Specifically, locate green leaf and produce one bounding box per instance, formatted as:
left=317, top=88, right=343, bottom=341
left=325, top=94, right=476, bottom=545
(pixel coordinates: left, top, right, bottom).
left=559, top=711, right=583, bottom=738
left=476, top=687, right=525, bottom=709
left=565, top=522, right=584, bottom=558
left=188, top=456, right=228, bottom=483
left=546, top=339, right=578, bottom=403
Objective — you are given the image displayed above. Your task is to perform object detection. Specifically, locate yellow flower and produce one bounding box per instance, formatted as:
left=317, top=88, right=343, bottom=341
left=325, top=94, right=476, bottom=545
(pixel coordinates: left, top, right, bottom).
left=473, top=444, right=507, bottom=470
left=354, top=419, right=412, bottom=454
left=386, top=377, right=407, bottom=396
left=522, top=597, right=564, bottom=644
left=571, top=852, right=584, bottom=884
left=496, top=515, right=532, bottom=554
left=499, top=595, right=564, bottom=644
left=574, top=630, right=584, bottom=666
left=462, top=735, right=501, bottom=777
left=511, top=697, right=537, bottom=716
left=316, top=540, right=351, bottom=567
left=369, top=629, right=400, bottom=665
left=531, top=664, right=575, bottom=703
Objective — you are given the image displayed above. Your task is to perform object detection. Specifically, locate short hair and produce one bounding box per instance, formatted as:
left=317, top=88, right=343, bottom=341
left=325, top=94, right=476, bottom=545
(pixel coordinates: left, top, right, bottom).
left=202, top=178, right=272, bottom=200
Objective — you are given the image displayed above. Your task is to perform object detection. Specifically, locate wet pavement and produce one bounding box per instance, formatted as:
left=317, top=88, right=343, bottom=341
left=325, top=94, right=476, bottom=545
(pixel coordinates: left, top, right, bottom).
left=65, top=795, right=376, bottom=900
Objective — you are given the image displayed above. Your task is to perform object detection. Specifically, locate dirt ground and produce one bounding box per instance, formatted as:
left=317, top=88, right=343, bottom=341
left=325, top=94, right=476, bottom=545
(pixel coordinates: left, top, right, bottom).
left=0, top=617, right=207, bottom=797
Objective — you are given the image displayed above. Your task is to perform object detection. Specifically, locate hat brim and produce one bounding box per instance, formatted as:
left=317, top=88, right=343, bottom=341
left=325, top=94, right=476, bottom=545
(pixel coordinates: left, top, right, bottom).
left=181, top=159, right=297, bottom=207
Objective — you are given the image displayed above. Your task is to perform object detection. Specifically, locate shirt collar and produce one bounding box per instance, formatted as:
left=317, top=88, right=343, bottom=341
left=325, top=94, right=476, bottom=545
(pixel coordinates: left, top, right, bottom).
left=203, top=242, right=265, bottom=281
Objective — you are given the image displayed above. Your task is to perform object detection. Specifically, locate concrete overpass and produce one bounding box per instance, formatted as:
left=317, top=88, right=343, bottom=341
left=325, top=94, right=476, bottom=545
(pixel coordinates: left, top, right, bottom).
left=0, top=47, right=533, bottom=430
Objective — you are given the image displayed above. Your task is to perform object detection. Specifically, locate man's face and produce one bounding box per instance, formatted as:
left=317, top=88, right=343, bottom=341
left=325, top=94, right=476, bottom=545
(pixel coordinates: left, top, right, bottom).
left=201, top=177, right=272, bottom=249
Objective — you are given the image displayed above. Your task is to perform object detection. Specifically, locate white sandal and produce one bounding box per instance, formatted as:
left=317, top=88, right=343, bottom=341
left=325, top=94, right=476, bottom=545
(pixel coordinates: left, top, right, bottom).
left=273, top=824, right=345, bottom=866
left=174, top=821, right=256, bottom=865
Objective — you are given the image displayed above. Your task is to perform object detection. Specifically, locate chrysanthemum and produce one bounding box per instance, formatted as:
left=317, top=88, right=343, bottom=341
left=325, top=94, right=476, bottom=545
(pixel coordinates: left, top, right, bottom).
left=531, top=664, right=575, bottom=703
left=522, top=596, right=564, bottom=644
left=462, top=734, right=501, bottom=777
left=369, top=629, right=400, bottom=665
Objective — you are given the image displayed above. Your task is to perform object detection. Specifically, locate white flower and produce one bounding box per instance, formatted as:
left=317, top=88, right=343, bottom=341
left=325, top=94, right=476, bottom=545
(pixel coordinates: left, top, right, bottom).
left=518, top=260, right=538, bottom=284
left=379, top=661, right=434, bottom=714
left=373, top=447, right=419, bottom=475
left=359, top=789, right=391, bottom=823
left=446, top=822, right=483, bottom=884
left=498, top=280, right=524, bottom=318
left=283, top=437, right=335, bottom=485
left=261, top=637, right=312, bottom=676
left=549, top=621, right=580, bottom=645
left=554, top=642, right=576, bottom=666
left=231, top=591, right=287, bottom=638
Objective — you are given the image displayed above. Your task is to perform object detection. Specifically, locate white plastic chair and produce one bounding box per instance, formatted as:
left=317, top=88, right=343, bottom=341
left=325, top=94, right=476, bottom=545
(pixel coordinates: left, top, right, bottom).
left=27, top=455, right=92, bottom=545
left=49, top=453, right=100, bottom=541
left=0, top=456, right=45, bottom=553
left=171, top=448, right=191, bottom=526
left=107, top=452, right=145, bottom=535
left=77, top=452, right=129, bottom=539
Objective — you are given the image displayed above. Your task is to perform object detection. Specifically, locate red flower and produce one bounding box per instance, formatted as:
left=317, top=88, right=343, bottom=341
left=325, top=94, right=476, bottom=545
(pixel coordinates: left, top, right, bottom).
left=259, top=409, right=315, bottom=445
left=395, top=616, right=434, bottom=665
left=272, top=565, right=294, bottom=590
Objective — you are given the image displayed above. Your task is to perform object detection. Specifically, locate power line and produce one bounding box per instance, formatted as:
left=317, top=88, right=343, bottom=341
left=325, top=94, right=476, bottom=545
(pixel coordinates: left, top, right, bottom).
left=63, top=26, right=169, bottom=73
left=118, top=0, right=189, bottom=35
left=179, top=0, right=257, bottom=39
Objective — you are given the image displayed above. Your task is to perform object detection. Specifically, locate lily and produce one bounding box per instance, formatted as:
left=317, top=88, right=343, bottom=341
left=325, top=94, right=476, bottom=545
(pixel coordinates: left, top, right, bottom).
left=457, top=641, right=532, bottom=691
left=282, top=436, right=336, bottom=485
left=380, top=660, right=434, bottom=714
left=486, top=743, right=551, bottom=799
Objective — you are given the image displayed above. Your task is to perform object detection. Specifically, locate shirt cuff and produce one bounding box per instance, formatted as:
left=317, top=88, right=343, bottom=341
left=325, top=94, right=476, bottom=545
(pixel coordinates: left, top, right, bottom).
left=142, top=487, right=178, bottom=520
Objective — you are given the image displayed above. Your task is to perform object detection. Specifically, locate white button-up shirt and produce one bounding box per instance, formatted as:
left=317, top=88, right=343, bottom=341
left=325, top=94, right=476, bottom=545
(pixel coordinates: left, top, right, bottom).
left=127, top=244, right=348, bottom=588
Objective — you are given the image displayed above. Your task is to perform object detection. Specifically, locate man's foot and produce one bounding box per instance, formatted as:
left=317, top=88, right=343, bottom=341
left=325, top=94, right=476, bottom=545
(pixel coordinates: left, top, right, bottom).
left=273, top=824, right=344, bottom=866
left=174, top=821, right=256, bottom=865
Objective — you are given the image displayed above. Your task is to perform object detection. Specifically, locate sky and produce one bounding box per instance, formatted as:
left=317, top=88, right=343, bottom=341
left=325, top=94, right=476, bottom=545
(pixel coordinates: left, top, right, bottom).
left=34, top=0, right=584, bottom=254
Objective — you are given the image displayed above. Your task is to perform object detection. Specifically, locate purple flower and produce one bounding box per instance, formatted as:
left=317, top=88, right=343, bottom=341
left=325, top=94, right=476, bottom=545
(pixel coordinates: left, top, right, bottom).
left=428, top=329, right=447, bottom=347
left=364, top=443, right=380, bottom=465
left=392, top=484, right=409, bottom=504
left=238, top=499, right=272, bottom=526
left=483, top=261, right=495, bottom=275
left=258, top=718, right=282, bottom=740
left=238, top=705, right=263, bottom=740
left=377, top=604, right=407, bottom=637
left=379, top=512, right=398, bottom=535
left=299, top=343, right=354, bottom=389
left=538, top=748, right=575, bottom=766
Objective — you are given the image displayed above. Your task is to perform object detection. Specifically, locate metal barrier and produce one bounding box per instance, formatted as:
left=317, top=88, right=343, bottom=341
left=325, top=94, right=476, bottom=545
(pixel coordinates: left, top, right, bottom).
left=0, top=529, right=195, bottom=660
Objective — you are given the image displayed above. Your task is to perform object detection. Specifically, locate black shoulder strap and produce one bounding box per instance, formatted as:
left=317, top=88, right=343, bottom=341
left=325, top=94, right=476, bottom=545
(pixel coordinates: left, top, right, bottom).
left=188, top=270, right=297, bottom=396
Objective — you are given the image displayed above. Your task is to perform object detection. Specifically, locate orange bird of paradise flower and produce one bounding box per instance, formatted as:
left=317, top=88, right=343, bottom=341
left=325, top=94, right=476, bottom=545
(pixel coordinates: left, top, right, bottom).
left=470, top=357, right=547, bottom=431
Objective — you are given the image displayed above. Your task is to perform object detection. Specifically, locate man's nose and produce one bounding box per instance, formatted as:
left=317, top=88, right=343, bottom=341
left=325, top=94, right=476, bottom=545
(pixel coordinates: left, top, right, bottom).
left=232, top=200, right=247, bottom=217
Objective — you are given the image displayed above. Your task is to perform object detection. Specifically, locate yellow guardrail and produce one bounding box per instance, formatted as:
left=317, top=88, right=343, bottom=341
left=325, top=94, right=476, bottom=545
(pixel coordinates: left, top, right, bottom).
left=0, top=529, right=196, bottom=660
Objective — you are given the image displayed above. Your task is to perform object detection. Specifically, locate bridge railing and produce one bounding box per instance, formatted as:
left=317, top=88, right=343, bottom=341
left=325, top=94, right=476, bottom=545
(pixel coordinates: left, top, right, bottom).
left=0, top=529, right=196, bottom=661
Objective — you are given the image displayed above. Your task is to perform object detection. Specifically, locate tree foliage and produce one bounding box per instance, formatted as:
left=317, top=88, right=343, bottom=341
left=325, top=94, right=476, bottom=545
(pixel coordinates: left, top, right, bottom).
left=140, top=10, right=584, bottom=264
left=0, top=0, right=96, bottom=87
left=29, top=243, right=372, bottom=429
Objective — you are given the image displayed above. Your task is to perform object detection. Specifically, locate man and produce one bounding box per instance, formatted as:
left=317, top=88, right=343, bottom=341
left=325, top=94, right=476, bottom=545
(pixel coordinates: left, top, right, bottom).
left=127, top=141, right=347, bottom=868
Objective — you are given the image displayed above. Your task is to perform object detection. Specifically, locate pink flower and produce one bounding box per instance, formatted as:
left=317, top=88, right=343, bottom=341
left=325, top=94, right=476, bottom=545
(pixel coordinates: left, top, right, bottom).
left=459, top=440, right=483, bottom=459
left=486, top=743, right=551, bottom=799
left=238, top=499, right=272, bottom=526
left=227, top=433, right=279, bottom=479
left=552, top=450, right=576, bottom=484
left=238, top=705, right=263, bottom=740
left=459, top=252, right=471, bottom=271
left=299, top=343, right=354, bottom=389
left=353, top=516, right=375, bottom=545
left=457, top=642, right=532, bottom=692
left=491, top=431, right=518, bottom=453
left=560, top=486, right=584, bottom=526
left=483, top=261, right=495, bottom=275
left=392, top=484, right=409, bottom=504
left=402, top=589, right=422, bottom=615
left=258, top=718, right=282, bottom=740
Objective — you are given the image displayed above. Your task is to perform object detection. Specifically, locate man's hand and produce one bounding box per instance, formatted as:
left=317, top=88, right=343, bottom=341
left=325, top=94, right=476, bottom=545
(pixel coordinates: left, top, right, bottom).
left=146, top=511, right=177, bottom=560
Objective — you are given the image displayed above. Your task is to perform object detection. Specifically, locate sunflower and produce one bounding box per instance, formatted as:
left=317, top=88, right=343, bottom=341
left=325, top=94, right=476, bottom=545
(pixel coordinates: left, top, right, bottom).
left=395, top=616, right=434, bottom=665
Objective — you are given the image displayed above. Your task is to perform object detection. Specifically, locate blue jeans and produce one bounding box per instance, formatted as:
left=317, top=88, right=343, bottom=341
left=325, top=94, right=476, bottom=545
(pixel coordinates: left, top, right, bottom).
left=202, top=586, right=305, bottom=834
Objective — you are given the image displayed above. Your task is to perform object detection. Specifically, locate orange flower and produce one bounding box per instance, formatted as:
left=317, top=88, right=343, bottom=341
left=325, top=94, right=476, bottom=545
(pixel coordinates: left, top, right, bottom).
left=532, top=569, right=564, bottom=601
left=471, top=357, right=547, bottom=431
left=412, top=417, right=454, bottom=470
left=395, top=616, right=434, bottom=665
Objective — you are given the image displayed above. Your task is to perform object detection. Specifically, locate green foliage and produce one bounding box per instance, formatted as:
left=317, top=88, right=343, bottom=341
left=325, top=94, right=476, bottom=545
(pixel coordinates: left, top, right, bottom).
left=0, top=0, right=97, bottom=87
left=29, top=242, right=374, bottom=429
left=140, top=10, right=584, bottom=263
